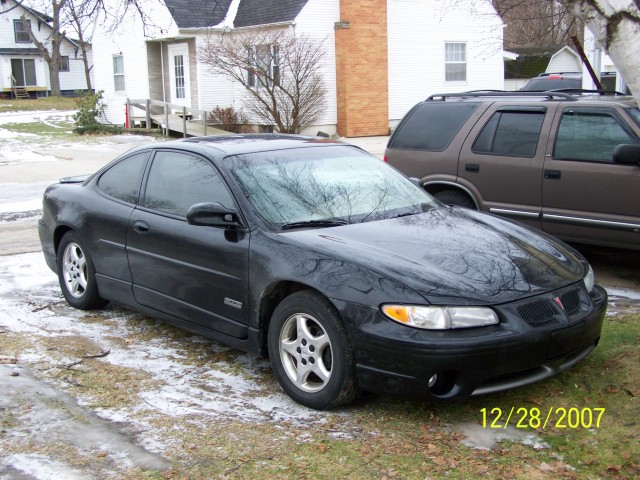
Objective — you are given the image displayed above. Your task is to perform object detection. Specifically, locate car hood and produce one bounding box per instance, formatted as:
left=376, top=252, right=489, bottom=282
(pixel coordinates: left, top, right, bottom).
left=279, top=207, right=586, bottom=305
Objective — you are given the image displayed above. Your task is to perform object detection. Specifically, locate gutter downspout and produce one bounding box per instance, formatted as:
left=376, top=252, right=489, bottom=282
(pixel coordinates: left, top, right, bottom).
left=160, top=40, right=166, bottom=102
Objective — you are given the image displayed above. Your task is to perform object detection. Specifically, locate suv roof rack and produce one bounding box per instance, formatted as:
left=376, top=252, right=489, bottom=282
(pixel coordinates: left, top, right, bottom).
left=426, top=91, right=578, bottom=101
left=544, top=88, right=627, bottom=96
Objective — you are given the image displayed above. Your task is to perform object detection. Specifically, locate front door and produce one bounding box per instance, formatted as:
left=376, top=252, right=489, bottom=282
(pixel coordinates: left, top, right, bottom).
left=167, top=43, right=191, bottom=107
left=126, top=150, right=250, bottom=339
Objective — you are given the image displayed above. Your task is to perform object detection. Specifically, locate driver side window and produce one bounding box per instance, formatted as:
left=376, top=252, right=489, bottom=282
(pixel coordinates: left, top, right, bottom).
left=143, top=151, right=234, bottom=217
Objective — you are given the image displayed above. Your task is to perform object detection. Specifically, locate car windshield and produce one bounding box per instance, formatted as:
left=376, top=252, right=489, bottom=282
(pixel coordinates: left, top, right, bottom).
left=627, top=107, right=640, bottom=128
left=228, top=145, right=438, bottom=228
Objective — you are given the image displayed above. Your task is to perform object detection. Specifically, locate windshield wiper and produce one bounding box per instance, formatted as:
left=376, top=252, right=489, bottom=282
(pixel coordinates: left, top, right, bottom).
left=280, top=219, right=349, bottom=230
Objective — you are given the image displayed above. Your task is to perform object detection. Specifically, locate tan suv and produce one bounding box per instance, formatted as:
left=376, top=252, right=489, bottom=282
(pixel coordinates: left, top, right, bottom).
left=385, top=91, right=640, bottom=250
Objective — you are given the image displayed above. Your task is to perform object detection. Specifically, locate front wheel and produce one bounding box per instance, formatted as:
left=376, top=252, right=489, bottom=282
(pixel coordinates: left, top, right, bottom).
left=57, top=232, right=108, bottom=310
left=268, top=291, right=359, bottom=410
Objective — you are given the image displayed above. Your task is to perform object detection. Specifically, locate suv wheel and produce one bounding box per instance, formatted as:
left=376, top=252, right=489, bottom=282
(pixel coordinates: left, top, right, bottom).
left=434, top=190, right=475, bottom=209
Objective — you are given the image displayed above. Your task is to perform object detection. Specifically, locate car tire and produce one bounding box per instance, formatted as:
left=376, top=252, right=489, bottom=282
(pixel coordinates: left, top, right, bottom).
left=434, top=190, right=475, bottom=209
left=57, top=232, right=108, bottom=310
left=268, top=290, right=359, bottom=410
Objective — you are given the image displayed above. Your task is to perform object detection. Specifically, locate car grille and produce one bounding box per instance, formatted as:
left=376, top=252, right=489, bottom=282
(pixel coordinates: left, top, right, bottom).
left=517, top=300, right=555, bottom=325
left=561, top=289, right=581, bottom=316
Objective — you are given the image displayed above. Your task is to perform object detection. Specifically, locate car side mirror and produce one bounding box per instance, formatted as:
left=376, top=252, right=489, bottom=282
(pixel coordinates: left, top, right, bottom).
left=612, top=144, right=640, bottom=166
left=186, top=202, right=243, bottom=228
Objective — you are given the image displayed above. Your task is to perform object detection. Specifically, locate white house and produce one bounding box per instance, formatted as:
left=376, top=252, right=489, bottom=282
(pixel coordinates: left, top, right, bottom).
left=92, top=0, right=505, bottom=136
left=0, top=0, right=93, bottom=98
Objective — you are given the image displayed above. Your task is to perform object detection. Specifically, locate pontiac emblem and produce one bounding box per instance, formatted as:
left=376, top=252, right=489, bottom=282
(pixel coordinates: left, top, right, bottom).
left=553, top=296, right=564, bottom=311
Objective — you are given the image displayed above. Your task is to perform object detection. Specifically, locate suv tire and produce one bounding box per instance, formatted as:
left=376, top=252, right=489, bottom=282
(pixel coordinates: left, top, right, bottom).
left=434, top=190, right=475, bottom=209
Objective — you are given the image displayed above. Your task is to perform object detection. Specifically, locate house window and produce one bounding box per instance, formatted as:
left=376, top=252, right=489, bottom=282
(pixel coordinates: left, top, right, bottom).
left=11, top=58, right=37, bottom=86
left=174, top=55, right=185, bottom=99
left=14, top=19, right=32, bottom=43
left=247, top=44, right=279, bottom=88
left=445, top=42, right=466, bottom=82
left=59, top=56, right=70, bottom=72
left=113, top=55, right=125, bottom=92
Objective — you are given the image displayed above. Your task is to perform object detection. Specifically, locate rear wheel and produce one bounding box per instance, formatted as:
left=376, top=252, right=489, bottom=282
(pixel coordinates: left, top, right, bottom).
left=434, top=189, right=475, bottom=209
left=57, top=232, right=108, bottom=310
left=268, top=291, right=359, bottom=410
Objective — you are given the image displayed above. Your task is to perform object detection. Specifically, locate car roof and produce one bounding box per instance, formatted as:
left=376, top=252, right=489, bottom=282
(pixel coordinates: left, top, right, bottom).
left=143, top=134, right=348, bottom=157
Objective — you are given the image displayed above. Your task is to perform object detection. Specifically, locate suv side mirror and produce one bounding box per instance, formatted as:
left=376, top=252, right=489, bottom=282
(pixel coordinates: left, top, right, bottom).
left=612, top=144, right=640, bottom=166
left=186, top=202, right=243, bottom=228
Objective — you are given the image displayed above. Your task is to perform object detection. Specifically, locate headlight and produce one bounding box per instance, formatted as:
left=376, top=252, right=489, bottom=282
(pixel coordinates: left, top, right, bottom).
left=583, top=264, right=595, bottom=293
left=381, top=305, right=498, bottom=330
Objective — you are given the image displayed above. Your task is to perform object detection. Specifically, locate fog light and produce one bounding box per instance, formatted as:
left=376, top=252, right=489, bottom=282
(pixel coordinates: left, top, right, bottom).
left=428, top=374, right=438, bottom=388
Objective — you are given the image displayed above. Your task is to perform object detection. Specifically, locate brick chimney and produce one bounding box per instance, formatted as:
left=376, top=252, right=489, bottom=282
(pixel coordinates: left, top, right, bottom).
left=335, top=0, right=389, bottom=137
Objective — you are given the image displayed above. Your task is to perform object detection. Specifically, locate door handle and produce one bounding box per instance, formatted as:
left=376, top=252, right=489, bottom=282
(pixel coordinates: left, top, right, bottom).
left=133, top=220, right=150, bottom=233
left=544, top=170, right=562, bottom=180
left=465, top=163, right=480, bottom=173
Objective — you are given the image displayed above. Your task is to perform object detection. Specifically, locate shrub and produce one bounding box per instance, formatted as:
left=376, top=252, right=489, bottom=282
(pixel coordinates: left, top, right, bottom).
left=73, top=91, right=112, bottom=134
left=208, top=106, right=248, bottom=133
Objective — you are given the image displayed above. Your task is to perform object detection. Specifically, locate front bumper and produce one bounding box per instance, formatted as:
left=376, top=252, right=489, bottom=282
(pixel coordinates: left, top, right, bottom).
left=337, top=283, right=607, bottom=400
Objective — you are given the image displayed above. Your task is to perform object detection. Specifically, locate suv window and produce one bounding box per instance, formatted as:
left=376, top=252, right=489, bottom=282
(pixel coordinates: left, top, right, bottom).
left=627, top=108, right=640, bottom=128
left=554, top=110, right=637, bottom=163
left=390, top=102, right=480, bottom=151
left=97, top=152, right=149, bottom=203
left=473, top=109, right=545, bottom=157
left=143, top=151, right=234, bottom=217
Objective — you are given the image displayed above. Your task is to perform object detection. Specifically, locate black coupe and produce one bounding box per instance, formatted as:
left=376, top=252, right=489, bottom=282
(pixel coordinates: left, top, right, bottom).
left=39, top=134, right=607, bottom=409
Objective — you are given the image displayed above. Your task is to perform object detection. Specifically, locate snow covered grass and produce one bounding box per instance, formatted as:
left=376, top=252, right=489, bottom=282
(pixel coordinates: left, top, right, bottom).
left=1, top=252, right=640, bottom=479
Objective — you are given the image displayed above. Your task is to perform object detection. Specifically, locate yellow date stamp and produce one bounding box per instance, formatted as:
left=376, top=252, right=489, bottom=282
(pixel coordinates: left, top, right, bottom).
left=480, top=407, right=605, bottom=429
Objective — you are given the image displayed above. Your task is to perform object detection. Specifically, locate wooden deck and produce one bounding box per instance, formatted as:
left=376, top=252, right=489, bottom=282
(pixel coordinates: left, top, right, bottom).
left=148, top=114, right=229, bottom=137
left=127, top=98, right=231, bottom=138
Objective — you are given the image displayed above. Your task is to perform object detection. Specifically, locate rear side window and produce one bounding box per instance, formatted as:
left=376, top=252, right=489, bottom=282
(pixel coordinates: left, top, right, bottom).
left=473, top=110, right=545, bottom=157
left=554, top=110, right=637, bottom=163
left=97, top=152, right=149, bottom=203
left=390, top=102, right=480, bottom=151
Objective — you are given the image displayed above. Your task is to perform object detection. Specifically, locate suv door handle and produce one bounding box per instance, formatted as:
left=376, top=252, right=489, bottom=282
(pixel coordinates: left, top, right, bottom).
left=544, top=170, right=562, bottom=180
left=465, top=163, right=480, bottom=173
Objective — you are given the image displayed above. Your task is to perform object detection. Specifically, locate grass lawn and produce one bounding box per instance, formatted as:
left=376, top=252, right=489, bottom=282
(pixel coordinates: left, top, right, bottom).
left=0, top=96, right=78, bottom=112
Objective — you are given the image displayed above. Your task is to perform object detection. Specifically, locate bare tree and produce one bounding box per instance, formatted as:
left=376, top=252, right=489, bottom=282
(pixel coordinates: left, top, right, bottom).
left=12, top=0, right=169, bottom=97
left=494, top=0, right=583, bottom=47
left=563, top=0, right=640, bottom=100
left=64, top=0, right=96, bottom=91
left=20, top=0, right=68, bottom=96
left=200, top=29, right=328, bottom=134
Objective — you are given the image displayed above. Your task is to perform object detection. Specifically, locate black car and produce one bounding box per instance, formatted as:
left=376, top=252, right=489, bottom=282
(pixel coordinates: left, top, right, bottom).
left=38, top=134, right=607, bottom=409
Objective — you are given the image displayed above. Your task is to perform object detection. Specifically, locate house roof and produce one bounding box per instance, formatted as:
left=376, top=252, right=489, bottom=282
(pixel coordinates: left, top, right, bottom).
left=163, top=0, right=233, bottom=29
left=163, top=0, right=309, bottom=29
left=234, top=0, right=309, bottom=28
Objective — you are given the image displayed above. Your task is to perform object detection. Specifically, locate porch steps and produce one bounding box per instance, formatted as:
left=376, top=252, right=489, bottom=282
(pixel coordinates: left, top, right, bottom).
left=13, top=88, right=30, bottom=100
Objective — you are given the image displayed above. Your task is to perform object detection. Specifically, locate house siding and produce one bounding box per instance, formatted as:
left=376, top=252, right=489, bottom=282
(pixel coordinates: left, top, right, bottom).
left=92, top=0, right=178, bottom=125
left=547, top=50, right=581, bottom=73
left=292, top=0, right=340, bottom=134
left=0, top=3, right=92, bottom=94
left=387, top=0, right=504, bottom=123
left=195, top=35, right=235, bottom=114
